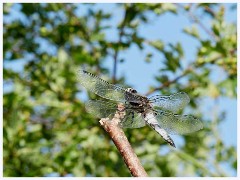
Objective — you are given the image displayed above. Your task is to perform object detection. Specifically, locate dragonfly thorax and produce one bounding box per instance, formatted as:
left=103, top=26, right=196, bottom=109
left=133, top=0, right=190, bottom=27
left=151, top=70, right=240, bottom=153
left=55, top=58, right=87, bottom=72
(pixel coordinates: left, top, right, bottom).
left=125, top=88, right=150, bottom=109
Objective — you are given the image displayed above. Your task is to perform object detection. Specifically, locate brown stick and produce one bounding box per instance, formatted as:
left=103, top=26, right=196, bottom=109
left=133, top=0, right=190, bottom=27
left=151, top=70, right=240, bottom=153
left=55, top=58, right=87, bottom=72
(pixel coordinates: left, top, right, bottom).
left=99, top=105, right=148, bottom=177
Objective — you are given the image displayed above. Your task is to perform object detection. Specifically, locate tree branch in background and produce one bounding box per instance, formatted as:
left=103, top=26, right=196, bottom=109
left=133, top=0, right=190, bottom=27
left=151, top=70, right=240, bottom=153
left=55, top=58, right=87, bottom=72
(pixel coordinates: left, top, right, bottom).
left=175, top=3, right=219, bottom=42
left=99, top=103, right=148, bottom=177
left=112, top=22, right=124, bottom=84
left=145, top=68, right=192, bottom=96
left=112, top=6, right=128, bottom=84
left=176, top=150, right=218, bottom=176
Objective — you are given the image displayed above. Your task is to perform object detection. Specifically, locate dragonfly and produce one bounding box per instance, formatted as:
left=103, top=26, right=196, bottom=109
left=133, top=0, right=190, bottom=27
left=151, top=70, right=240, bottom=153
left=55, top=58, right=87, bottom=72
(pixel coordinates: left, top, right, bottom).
left=77, top=68, right=203, bottom=147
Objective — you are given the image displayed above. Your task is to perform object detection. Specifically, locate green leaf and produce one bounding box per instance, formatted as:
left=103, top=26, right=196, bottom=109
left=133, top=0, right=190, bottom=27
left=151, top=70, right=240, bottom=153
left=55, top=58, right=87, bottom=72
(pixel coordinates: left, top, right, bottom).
left=149, top=40, right=164, bottom=51
left=183, top=25, right=200, bottom=38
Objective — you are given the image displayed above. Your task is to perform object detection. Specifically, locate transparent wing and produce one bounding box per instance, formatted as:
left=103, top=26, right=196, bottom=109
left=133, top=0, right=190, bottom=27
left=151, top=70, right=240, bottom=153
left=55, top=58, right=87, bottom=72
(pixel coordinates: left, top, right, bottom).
left=149, top=92, right=190, bottom=112
left=78, top=69, right=126, bottom=102
left=85, top=100, right=118, bottom=119
left=120, top=110, right=146, bottom=129
left=86, top=100, right=146, bottom=128
left=77, top=68, right=142, bottom=103
left=153, top=110, right=203, bottom=135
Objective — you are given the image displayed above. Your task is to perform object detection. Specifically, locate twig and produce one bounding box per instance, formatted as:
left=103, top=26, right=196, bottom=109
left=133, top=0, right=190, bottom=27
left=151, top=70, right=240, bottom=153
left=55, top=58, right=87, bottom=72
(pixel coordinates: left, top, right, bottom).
left=175, top=3, right=219, bottom=42
left=112, top=6, right=128, bottom=83
left=112, top=28, right=124, bottom=84
left=176, top=150, right=218, bottom=176
left=145, top=68, right=191, bottom=96
left=99, top=104, right=148, bottom=177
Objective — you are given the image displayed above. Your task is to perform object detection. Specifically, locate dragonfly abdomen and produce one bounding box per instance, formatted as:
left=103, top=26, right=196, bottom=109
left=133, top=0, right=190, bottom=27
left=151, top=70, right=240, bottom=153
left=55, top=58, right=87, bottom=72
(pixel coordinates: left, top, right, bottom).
left=143, top=112, right=176, bottom=147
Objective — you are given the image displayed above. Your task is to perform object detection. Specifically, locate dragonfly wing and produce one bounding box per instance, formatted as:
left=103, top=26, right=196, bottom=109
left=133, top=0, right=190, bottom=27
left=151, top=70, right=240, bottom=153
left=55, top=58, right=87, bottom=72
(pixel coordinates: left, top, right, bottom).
left=78, top=68, right=143, bottom=103
left=153, top=110, right=203, bottom=135
left=78, top=69, right=126, bottom=102
left=120, top=110, right=146, bottom=129
left=85, top=100, right=118, bottom=119
left=149, top=92, right=190, bottom=112
left=86, top=100, right=145, bottom=128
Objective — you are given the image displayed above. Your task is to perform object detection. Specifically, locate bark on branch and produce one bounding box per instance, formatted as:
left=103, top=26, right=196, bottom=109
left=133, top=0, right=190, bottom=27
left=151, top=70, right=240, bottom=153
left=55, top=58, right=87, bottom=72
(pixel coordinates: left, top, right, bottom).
left=99, top=104, right=148, bottom=177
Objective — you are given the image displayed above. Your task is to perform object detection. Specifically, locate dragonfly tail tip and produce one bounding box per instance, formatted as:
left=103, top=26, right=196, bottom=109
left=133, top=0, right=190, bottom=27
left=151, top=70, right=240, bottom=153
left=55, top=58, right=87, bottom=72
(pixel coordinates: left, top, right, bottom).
left=168, top=140, right=176, bottom=148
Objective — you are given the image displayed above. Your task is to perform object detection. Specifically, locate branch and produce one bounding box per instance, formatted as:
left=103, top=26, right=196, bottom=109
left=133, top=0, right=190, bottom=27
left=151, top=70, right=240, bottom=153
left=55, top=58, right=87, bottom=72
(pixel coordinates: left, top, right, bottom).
left=112, top=25, right=124, bottom=84
left=112, top=6, right=128, bottom=83
left=145, top=68, right=191, bottom=96
left=175, top=3, right=219, bottom=42
left=176, top=150, right=218, bottom=176
left=99, top=104, right=148, bottom=177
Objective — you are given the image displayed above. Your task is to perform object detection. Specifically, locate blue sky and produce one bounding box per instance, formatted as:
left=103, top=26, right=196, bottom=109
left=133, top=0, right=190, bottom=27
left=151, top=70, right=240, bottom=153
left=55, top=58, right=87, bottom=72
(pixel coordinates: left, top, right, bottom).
left=3, top=3, right=237, bottom=176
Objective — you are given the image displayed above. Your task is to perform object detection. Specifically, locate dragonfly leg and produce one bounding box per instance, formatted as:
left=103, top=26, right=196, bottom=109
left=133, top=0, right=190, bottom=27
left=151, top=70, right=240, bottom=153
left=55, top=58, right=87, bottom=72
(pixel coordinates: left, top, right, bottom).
left=130, top=111, right=135, bottom=126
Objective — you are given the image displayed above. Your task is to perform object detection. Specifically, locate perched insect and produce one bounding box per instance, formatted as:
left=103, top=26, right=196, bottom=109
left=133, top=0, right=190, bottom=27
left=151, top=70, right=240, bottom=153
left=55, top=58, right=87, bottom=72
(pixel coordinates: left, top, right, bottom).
left=77, top=68, right=203, bottom=147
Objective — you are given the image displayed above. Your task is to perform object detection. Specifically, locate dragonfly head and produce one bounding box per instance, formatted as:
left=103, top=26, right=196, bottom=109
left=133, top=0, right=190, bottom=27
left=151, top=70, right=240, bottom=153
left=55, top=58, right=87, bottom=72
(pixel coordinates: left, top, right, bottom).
left=126, top=88, right=138, bottom=94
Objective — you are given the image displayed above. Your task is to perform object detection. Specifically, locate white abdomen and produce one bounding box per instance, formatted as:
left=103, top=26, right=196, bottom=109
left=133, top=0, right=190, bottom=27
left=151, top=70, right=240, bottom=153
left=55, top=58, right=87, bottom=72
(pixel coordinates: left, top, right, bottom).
left=144, top=111, right=176, bottom=147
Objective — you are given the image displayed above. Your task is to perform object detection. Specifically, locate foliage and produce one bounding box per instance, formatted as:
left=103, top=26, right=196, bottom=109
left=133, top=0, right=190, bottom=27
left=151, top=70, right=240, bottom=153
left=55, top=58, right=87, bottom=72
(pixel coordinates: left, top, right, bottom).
left=3, top=3, right=237, bottom=177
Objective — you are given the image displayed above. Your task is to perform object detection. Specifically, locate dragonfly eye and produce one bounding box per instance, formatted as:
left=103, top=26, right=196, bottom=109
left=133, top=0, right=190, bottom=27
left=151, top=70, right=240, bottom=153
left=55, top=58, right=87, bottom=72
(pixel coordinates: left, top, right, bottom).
left=126, top=88, right=137, bottom=94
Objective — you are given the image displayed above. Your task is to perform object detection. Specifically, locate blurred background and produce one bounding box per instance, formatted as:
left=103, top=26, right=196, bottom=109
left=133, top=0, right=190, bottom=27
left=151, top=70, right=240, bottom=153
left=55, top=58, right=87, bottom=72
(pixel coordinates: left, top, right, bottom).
left=3, top=3, right=237, bottom=177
